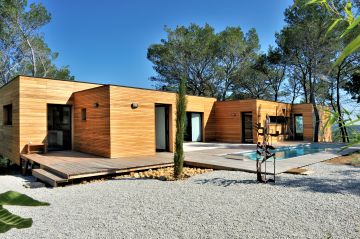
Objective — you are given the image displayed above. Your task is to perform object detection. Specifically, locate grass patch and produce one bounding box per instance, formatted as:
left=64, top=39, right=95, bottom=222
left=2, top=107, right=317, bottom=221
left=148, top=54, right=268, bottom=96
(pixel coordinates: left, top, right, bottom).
left=326, top=151, right=360, bottom=167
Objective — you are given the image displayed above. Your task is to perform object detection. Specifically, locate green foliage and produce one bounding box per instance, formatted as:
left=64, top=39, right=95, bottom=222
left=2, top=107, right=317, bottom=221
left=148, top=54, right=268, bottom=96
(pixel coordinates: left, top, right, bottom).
left=0, top=156, right=10, bottom=171
left=323, top=108, right=360, bottom=148
left=304, top=0, right=360, bottom=145
left=0, top=191, right=49, bottom=233
left=306, top=0, right=360, bottom=66
left=278, top=0, right=340, bottom=141
left=0, top=0, right=73, bottom=85
left=336, top=34, right=360, bottom=65
left=173, top=76, right=187, bottom=178
left=147, top=24, right=262, bottom=100
left=344, top=71, right=360, bottom=102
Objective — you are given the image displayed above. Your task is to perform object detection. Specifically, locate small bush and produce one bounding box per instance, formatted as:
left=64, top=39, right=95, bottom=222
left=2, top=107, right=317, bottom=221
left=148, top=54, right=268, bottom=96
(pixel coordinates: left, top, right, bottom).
left=0, top=157, right=9, bottom=168
left=0, top=157, right=12, bottom=174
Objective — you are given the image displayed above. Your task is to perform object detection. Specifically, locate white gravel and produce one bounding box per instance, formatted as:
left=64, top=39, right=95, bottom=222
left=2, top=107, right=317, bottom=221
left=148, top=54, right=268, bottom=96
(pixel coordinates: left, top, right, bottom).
left=1, top=162, right=360, bottom=239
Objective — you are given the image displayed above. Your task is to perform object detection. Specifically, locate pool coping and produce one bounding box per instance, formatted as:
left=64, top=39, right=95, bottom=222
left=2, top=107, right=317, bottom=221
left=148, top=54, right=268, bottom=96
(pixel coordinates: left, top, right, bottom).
left=184, top=143, right=360, bottom=174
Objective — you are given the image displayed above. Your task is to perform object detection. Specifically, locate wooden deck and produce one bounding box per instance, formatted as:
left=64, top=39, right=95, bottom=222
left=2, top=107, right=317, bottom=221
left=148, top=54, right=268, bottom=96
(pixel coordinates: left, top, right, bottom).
left=21, top=151, right=173, bottom=186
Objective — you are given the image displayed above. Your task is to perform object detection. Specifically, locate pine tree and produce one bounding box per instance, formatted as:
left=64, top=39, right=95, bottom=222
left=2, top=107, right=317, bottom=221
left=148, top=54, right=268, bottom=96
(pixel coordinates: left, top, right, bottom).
left=173, top=76, right=187, bottom=178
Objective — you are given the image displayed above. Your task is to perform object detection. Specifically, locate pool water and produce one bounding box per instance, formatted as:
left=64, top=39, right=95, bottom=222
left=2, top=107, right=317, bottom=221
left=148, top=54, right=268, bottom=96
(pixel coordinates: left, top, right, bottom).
left=232, top=144, right=328, bottom=161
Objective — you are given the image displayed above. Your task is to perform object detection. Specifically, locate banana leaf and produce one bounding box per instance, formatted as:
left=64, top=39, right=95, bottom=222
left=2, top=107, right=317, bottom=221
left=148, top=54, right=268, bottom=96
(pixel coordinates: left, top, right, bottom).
left=0, top=191, right=49, bottom=206
left=0, top=206, right=32, bottom=233
left=0, top=191, right=49, bottom=234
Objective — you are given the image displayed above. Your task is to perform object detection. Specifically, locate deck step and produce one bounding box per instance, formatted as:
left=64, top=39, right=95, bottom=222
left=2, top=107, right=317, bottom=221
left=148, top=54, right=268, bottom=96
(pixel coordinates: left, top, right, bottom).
left=32, top=169, right=68, bottom=187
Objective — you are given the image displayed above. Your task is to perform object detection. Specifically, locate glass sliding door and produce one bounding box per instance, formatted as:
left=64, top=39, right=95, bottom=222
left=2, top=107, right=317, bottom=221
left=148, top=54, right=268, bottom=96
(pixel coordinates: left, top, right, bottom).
left=155, top=105, right=169, bottom=151
left=185, top=112, right=203, bottom=142
left=242, top=112, right=253, bottom=143
left=47, top=104, right=72, bottom=150
left=191, top=113, right=202, bottom=142
left=294, top=114, right=304, bottom=140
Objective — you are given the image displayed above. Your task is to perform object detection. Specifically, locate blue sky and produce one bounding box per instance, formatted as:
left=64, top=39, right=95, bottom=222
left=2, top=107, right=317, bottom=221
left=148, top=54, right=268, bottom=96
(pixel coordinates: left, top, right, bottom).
left=30, top=0, right=294, bottom=88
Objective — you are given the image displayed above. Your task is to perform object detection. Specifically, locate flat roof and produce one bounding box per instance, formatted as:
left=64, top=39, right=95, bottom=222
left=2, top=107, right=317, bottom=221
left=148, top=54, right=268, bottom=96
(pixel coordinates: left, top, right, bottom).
left=7, top=75, right=217, bottom=99
left=1, top=75, right=312, bottom=105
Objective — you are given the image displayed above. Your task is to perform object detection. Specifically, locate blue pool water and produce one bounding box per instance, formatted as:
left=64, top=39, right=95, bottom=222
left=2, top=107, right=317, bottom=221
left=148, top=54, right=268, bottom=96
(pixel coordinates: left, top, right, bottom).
left=233, top=144, right=328, bottom=161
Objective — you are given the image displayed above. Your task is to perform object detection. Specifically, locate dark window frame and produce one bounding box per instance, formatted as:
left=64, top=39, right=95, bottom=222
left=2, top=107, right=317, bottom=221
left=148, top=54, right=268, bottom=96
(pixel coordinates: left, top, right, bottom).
left=269, top=116, right=289, bottom=124
left=3, top=104, right=13, bottom=126
left=81, top=108, right=87, bottom=121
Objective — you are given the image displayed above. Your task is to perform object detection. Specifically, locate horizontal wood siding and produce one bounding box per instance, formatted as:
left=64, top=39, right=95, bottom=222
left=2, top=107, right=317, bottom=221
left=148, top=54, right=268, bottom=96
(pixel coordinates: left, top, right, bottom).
left=256, top=100, right=292, bottom=143
left=109, top=86, right=216, bottom=158
left=215, top=100, right=324, bottom=144
left=73, top=86, right=111, bottom=157
left=293, top=104, right=314, bottom=141
left=18, top=76, right=101, bottom=164
left=215, top=100, right=257, bottom=143
left=0, top=77, right=20, bottom=164
left=0, top=75, right=333, bottom=165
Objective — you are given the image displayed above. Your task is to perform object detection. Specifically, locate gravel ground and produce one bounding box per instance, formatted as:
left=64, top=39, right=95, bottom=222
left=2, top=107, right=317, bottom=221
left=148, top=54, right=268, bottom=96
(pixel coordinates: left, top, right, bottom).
left=1, top=162, right=360, bottom=239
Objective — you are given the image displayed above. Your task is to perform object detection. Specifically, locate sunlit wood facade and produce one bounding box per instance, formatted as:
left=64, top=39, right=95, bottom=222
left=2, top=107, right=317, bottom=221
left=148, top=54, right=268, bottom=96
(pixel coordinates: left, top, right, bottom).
left=0, top=76, right=331, bottom=164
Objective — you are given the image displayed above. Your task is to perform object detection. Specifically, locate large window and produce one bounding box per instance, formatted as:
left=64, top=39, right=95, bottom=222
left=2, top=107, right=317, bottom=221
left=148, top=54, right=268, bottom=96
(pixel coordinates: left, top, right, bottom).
left=3, top=104, right=12, bottom=126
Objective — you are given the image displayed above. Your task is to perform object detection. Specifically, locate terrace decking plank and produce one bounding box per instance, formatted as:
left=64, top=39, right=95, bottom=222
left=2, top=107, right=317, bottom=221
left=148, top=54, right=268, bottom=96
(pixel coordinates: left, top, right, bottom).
left=22, top=151, right=173, bottom=182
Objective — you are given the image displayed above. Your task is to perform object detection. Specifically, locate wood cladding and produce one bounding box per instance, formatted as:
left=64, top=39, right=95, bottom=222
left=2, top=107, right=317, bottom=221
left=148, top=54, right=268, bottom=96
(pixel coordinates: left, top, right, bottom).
left=109, top=86, right=216, bottom=157
left=16, top=76, right=101, bottom=164
left=0, top=78, right=20, bottom=164
left=0, top=76, right=331, bottom=165
left=292, top=104, right=314, bottom=141
left=215, top=100, right=332, bottom=144
left=215, top=100, right=257, bottom=143
left=73, top=86, right=111, bottom=157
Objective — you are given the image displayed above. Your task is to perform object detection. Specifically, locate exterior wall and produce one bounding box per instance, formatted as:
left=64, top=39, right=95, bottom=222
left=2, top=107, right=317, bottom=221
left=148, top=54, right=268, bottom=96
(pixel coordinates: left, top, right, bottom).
left=214, top=100, right=257, bottom=143
left=73, top=86, right=111, bottom=157
left=214, top=100, right=321, bottom=144
left=0, top=77, right=20, bottom=163
left=256, top=100, right=292, bottom=143
left=292, top=104, right=314, bottom=141
left=17, top=76, right=101, bottom=164
left=0, top=75, right=334, bottom=164
left=109, top=86, right=216, bottom=158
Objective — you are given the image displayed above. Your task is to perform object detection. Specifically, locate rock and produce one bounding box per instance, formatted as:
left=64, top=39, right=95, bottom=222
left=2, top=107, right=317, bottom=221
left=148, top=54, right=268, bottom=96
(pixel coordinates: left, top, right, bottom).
left=23, top=181, right=45, bottom=188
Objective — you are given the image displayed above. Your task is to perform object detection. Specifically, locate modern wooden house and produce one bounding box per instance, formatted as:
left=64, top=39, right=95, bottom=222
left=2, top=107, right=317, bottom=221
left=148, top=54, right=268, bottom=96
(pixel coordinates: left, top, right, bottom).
left=0, top=76, right=331, bottom=185
left=215, top=99, right=331, bottom=144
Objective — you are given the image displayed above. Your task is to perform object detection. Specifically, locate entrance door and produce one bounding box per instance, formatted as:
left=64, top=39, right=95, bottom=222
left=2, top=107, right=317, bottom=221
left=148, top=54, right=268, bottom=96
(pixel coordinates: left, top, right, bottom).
left=185, top=112, right=203, bottom=142
left=294, top=114, right=304, bottom=140
left=191, top=113, right=202, bottom=141
left=47, top=104, right=72, bottom=150
left=242, top=112, right=253, bottom=143
left=155, top=105, right=169, bottom=151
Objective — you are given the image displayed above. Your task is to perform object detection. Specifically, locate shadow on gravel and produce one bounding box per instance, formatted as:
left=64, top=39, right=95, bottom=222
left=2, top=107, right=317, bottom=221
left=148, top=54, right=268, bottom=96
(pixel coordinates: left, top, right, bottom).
left=276, top=175, right=360, bottom=196
left=193, top=177, right=257, bottom=187
left=193, top=168, right=360, bottom=195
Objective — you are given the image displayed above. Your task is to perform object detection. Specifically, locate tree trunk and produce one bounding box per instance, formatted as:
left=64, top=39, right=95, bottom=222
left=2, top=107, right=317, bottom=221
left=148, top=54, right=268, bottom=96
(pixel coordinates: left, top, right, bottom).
left=312, top=102, right=320, bottom=142
left=173, top=76, right=187, bottom=178
left=17, top=21, right=37, bottom=76
left=274, top=91, right=278, bottom=102
left=335, top=71, right=349, bottom=143
left=309, top=69, right=319, bottom=142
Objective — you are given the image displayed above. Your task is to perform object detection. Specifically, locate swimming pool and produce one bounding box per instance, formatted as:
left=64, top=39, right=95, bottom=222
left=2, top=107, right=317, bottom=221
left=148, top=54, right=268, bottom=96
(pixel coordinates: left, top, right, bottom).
left=229, top=144, right=328, bottom=161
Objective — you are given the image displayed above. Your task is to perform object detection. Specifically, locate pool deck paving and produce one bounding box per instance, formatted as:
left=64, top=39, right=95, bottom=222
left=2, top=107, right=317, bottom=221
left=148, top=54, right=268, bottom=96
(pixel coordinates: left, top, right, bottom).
left=184, top=142, right=360, bottom=174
